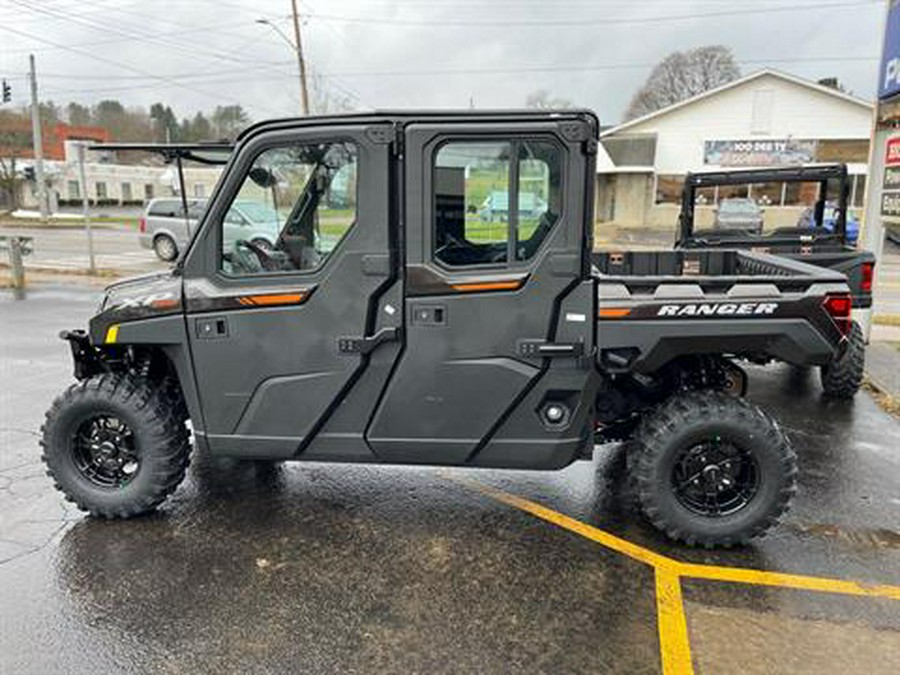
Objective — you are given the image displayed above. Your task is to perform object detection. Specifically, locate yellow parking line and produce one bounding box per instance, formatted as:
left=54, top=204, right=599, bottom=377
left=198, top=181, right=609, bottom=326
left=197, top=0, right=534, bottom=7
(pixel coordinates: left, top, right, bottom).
left=460, top=480, right=900, bottom=602
left=454, top=478, right=672, bottom=569
left=655, top=569, right=694, bottom=675
left=678, top=563, right=900, bottom=601
left=449, top=479, right=900, bottom=674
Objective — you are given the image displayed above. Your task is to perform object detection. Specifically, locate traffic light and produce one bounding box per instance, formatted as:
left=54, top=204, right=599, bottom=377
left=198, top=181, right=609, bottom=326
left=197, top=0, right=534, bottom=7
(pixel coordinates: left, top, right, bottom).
left=23, top=166, right=35, bottom=181
left=1, top=79, right=10, bottom=103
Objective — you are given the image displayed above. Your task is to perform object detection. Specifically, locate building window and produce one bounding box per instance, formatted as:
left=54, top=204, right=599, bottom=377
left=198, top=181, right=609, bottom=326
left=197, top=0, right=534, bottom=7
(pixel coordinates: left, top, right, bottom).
left=717, top=184, right=748, bottom=202
left=750, top=182, right=782, bottom=207
left=67, top=180, right=80, bottom=200
left=433, top=139, right=562, bottom=267
left=121, top=182, right=132, bottom=202
left=655, top=175, right=684, bottom=204
left=96, top=181, right=107, bottom=199
left=194, top=184, right=206, bottom=198
left=783, top=181, right=819, bottom=206
left=144, top=184, right=154, bottom=200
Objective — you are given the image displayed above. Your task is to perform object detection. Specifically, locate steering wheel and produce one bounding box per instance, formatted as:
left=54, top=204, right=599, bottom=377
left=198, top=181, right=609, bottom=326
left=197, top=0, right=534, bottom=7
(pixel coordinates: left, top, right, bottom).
left=236, top=239, right=280, bottom=271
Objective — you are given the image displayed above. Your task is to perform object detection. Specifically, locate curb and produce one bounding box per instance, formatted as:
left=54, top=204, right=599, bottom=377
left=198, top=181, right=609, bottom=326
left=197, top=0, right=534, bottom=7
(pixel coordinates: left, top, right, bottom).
left=0, top=263, right=124, bottom=278
left=0, top=221, right=131, bottom=231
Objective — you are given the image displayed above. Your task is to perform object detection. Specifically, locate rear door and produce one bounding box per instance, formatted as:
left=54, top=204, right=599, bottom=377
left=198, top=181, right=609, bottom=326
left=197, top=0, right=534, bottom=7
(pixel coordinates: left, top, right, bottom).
left=182, top=122, right=401, bottom=460
left=368, top=117, right=598, bottom=468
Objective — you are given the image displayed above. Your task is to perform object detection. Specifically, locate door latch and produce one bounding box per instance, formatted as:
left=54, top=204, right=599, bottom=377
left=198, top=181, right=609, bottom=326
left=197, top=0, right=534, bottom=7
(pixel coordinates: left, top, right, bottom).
left=337, top=327, right=401, bottom=355
left=196, top=317, right=228, bottom=339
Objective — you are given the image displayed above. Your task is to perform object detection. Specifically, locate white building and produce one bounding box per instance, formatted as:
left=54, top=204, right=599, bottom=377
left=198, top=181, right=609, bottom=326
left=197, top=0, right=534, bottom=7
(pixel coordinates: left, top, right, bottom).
left=596, top=69, right=874, bottom=230
left=15, top=143, right=223, bottom=212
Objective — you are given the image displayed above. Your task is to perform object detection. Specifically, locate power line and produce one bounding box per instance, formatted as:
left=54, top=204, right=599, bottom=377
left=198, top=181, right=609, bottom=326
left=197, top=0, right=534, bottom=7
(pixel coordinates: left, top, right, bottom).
left=4, top=0, right=288, bottom=68
left=303, top=0, right=879, bottom=27
left=0, top=22, right=285, bottom=116
left=32, top=54, right=878, bottom=98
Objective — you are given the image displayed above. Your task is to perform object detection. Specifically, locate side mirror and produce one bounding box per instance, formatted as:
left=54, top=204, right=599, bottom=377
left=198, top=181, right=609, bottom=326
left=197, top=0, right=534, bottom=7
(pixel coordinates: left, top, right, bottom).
left=249, top=167, right=278, bottom=188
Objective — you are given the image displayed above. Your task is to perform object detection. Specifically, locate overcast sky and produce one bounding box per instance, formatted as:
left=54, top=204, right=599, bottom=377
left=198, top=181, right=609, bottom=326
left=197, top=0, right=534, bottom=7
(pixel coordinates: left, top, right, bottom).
left=0, top=0, right=886, bottom=126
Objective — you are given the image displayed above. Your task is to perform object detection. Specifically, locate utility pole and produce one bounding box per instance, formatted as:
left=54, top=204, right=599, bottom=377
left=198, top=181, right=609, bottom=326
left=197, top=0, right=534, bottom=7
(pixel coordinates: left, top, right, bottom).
left=76, top=143, right=96, bottom=274
left=291, top=0, right=310, bottom=115
left=28, top=54, right=49, bottom=221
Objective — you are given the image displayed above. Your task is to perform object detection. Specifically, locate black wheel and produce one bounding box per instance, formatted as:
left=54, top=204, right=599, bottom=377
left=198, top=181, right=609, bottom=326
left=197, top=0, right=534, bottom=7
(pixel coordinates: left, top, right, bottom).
left=820, top=320, right=865, bottom=399
left=631, top=391, right=796, bottom=547
left=153, top=234, right=178, bottom=262
left=41, top=373, right=191, bottom=518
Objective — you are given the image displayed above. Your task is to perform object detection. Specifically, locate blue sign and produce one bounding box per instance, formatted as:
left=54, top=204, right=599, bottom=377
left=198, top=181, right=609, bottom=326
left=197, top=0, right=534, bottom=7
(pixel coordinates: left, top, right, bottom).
left=880, top=0, right=900, bottom=99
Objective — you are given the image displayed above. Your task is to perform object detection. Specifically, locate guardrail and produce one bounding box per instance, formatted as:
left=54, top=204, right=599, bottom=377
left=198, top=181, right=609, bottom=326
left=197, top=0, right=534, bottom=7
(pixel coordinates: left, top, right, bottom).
left=0, top=235, right=34, bottom=299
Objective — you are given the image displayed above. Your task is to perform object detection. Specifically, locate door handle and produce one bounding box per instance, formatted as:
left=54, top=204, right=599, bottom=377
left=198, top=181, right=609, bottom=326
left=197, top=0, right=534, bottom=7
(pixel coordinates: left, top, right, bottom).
left=517, top=339, right=585, bottom=358
left=337, top=327, right=402, bottom=355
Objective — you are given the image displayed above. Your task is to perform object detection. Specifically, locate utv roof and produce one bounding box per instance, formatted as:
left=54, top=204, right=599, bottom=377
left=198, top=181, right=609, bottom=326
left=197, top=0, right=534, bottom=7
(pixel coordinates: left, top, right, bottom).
left=684, top=163, right=847, bottom=188
left=236, top=109, right=600, bottom=142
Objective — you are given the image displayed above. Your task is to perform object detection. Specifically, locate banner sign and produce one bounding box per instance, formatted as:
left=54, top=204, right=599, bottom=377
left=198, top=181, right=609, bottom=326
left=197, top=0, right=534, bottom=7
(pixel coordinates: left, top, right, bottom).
left=880, top=0, right=900, bottom=100
left=704, top=139, right=817, bottom=167
left=882, top=134, right=900, bottom=218
left=886, top=136, right=900, bottom=165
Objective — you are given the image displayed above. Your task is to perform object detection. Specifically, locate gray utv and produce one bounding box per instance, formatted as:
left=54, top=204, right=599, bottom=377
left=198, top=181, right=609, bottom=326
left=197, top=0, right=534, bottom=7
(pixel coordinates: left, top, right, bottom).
left=43, top=111, right=855, bottom=547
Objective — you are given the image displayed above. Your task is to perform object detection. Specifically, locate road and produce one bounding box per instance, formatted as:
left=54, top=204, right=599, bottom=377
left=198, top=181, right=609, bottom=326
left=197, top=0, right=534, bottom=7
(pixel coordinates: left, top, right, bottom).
left=1, top=225, right=165, bottom=275
left=1, top=285, right=898, bottom=674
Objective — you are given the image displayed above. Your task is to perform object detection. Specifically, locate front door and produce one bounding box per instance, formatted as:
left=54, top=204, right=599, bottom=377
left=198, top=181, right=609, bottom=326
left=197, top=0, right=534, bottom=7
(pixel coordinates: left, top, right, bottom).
left=182, top=123, right=401, bottom=460
left=367, top=118, right=597, bottom=468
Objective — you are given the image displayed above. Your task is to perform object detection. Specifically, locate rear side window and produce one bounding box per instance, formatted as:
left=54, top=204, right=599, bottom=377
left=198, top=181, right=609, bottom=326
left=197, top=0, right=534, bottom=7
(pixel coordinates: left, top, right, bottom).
left=433, top=139, right=562, bottom=267
left=148, top=200, right=205, bottom=218
left=148, top=200, right=181, bottom=218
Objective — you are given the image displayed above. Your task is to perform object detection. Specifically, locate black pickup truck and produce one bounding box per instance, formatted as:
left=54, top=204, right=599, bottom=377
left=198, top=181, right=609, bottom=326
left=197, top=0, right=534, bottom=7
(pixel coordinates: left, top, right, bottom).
left=676, top=164, right=874, bottom=397
left=41, top=111, right=853, bottom=547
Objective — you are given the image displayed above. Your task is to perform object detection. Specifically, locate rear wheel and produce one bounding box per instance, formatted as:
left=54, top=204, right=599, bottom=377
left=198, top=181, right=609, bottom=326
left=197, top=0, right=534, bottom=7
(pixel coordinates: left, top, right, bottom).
left=820, top=321, right=865, bottom=399
left=153, top=234, right=178, bottom=262
left=41, top=373, right=191, bottom=518
left=630, top=391, right=796, bottom=547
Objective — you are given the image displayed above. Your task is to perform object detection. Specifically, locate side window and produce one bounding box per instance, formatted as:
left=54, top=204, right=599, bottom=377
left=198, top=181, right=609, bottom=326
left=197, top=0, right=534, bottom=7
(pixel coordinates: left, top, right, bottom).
left=220, top=141, right=357, bottom=277
left=434, top=139, right=562, bottom=267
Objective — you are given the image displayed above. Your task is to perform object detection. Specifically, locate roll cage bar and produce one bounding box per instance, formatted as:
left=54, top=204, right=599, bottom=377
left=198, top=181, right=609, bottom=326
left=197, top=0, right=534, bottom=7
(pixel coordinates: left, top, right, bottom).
left=677, top=163, right=850, bottom=246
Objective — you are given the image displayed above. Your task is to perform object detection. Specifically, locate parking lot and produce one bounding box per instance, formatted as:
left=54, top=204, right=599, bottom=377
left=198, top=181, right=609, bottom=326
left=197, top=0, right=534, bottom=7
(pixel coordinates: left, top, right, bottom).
left=0, top=284, right=898, bottom=674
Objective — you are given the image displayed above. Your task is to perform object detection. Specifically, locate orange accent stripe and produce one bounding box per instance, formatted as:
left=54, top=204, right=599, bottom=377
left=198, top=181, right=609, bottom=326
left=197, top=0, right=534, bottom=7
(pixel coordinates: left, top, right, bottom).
left=237, top=292, right=307, bottom=307
left=451, top=279, right=524, bottom=293
left=598, top=307, right=632, bottom=318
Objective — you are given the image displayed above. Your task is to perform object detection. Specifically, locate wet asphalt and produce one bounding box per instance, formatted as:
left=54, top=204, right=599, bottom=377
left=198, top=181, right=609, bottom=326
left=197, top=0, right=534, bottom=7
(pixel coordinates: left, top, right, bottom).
left=1, top=285, right=898, bottom=674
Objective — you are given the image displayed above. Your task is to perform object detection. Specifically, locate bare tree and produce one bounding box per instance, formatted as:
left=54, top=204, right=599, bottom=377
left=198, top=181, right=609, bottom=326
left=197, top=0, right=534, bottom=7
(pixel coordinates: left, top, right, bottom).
left=0, top=111, right=32, bottom=211
left=624, top=46, right=740, bottom=121
left=525, top=89, right=573, bottom=110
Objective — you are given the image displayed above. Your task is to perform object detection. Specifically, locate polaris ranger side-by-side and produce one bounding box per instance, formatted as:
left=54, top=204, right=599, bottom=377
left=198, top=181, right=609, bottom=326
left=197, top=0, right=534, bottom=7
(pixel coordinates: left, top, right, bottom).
left=42, top=112, right=854, bottom=547
left=676, top=164, right=875, bottom=398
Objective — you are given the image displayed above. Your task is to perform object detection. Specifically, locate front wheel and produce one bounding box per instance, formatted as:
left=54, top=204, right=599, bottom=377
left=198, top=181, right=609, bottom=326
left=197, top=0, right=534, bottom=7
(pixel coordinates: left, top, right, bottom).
left=153, top=234, right=178, bottom=262
left=41, top=374, right=191, bottom=518
left=820, top=321, right=865, bottom=399
left=630, top=391, right=796, bottom=548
